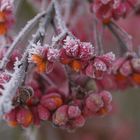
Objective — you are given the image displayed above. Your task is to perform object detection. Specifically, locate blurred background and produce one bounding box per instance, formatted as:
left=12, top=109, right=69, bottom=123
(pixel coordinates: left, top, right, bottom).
left=1, top=0, right=140, bottom=140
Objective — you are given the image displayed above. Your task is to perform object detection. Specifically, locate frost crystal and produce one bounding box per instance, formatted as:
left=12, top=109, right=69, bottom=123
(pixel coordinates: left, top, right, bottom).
left=47, top=48, right=60, bottom=62
left=94, top=59, right=107, bottom=71
left=0, top=59, right=26, bottom=116
left=0, top=0, right=13, bottom=11
left=28, top=41, right=44, bottom=62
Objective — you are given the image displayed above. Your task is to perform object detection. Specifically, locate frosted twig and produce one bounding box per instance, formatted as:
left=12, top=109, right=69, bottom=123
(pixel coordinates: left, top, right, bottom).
left=93, top=14, right=104, bottom=55
left=63, top=0, right=72, bottom=24
left=0, top=59, right=26, bottom=116
left=53, top=0, right=74, bottom=38
left=24, top=127, right=38, bottom=140
left=53, top=0, right=67, bottom=32
left=0, top=11, right=47, bottom=69
left=111, top=21, right=133, bottom=51
left=14, top=0, right=21, bottom=14
left=41, top=74, right=56, bottom=87
left=108, top=21, right=133, bottom=54
left=0, top=2, right=54, bottom=116
left=51, top=31, right=67, bottom=48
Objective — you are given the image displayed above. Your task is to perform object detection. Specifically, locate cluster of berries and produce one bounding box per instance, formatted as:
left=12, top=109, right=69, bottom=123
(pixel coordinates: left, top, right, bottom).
left=30, top=36, right=115, bottom=80
left=4, top=76, right=112, bottom=130
left=91, top=0, right=137, bottom=24
left=0, top=0, right=14, bottom=35
left=0, top=0, right=139, bottom=132
left=96, top=52, right=140, bottom=91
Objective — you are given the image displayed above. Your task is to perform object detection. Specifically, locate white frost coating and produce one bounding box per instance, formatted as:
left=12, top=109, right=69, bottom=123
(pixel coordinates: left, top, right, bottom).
left=51, top=31, right=66, bottom=47
left=101, top=0, right=111, bottom=4
left=28, top=41, right=44, bottom=62
left=94, top=60, right=107, bottom=71
left=63, top=36, right=79, bottom=57
left=0, top=0, right=14, bottom=11
left=0, top=59, right=26, bottom=116
left=102, top=52, right=116, bottom=64
left=113, top=0, right=121, bottom=9
left=47, top=48, right=60, bottom=62
left=53, top=0, right=67, bottom=33
left=0, top=11, right=46, bottom=69
left=63, top=36, right=95, bottom=58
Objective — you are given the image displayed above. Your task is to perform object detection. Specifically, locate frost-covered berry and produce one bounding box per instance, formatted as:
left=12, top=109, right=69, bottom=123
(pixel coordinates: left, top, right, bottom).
left=37, top=104, right=50, bottom=121
left=99, top=90, right=112, bottom=105
left=16, top=107, right=33, bottom=127
left=0, top=0, right=15, bottom=35
left=70, top=115, right=86, bottom=128
left=131, top=58, right=140, bottom=73
left=63, top=36, right=95, bottom=59
left=41, top=93, right=63, bottom=111
left=52, top=105, right=68, bottom=126
left=119, top=60, right=132, bottom=76
left=4, top=108, right=17, bottom=127
left=84, top=52, right=115, bottom=79
left=68, top=105, right=81, bottom=119
left=91, top=0, right=137, bottom=23
left=85, top=93, right=104, bottom=112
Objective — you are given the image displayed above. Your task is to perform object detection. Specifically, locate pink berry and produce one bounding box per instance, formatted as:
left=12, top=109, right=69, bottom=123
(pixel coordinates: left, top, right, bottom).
left=37, top=104, right=50, bottom=121
left=119, top=60, right=132, bottom=76
left=71, top=115, right=86, bottom=128
left=5, top=108, right=17, bottom=127
left=85, top=93, right=104, bottom=112
left=41, top=93, right=63, bottom=111
left=52, top=105, right=68, bottom=126
left=16, top=107, right=33, bottom=127
left=68, top=105, right=81, bottom=119
left=99, top=90, right=112, bottom=105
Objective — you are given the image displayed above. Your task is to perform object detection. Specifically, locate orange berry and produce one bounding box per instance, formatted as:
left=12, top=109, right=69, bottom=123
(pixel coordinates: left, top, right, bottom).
left=7, top=121, right=18, bottom=127
left=131, top=73, right=140, bottom=85
left=96, top=107, right=108, bottom=116
left=16, top=108, right=33, bottom=127
left=32, top=54, right=47, bottom=73
left=115, top=73, right=126, bottom=81
left=0, top=11, right=7, bottom=35
left=70, top=60, right=82, bottom=72
left=103, top=18, right=111, bottom=25
left=52, top=96, right=63, bottom=108
left=41, top=94, right=63, bottom=111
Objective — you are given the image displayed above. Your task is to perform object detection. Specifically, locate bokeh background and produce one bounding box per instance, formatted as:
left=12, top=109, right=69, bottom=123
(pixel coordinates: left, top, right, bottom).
left=1, top=0, right=140, bottom=140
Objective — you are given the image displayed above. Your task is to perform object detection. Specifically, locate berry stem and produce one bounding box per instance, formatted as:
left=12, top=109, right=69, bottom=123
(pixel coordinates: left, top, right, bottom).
left=108, top=21, right=133, bottom=55
left=93, top=14, right=104, bottom=55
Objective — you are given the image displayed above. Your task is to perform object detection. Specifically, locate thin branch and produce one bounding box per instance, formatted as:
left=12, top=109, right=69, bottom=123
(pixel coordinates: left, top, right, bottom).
left=53, top=0, right=74, bottom=38
left=41, top=74, right=56, bottom=87
left=0, top=2, right=54, bottom=116
left=24, top=127, right=38, bottom=140
left=63, top=0, right=72, bottom=24
left=0, top=11, right=47, bottom=69
left=51, top=31, right=67, bottom=48
left=93, top=14, right=104, bottom=55
left=108, top=21, right=133, bottom=54
left=53, top=0, right=67, bottom=32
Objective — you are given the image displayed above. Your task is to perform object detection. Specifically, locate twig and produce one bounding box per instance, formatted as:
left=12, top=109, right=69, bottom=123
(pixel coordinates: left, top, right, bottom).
left=51, top=31, right=67, bottom=48
left=93, top=14, right=104, bottom=55
left=41, top=74, right=56, bottom=87
left=0, top=11, right=47, bottom=69
left=53, top=0, right=67, bottom=32
left=24, top=127, right=38, bottom=140
left=108, top=21, right=133, bottom=54
left=0, top=2, right=54, bottom=116
left=63, top=0, right=72, bottom=24
left=53, top=0, right=74, bottom=38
